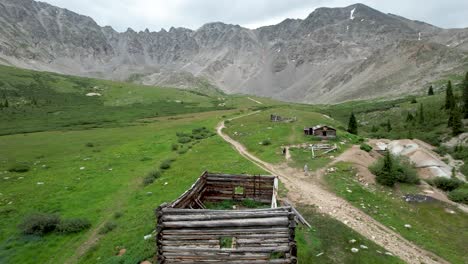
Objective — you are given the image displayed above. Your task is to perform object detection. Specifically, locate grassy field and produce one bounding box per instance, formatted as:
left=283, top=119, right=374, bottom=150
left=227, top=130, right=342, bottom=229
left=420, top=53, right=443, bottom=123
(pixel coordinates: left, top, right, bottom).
left=324, top=162, right=468, bottom=264
left=223, top=108, right=358, bottom=164
left=0, top=65, right=407, bottom=264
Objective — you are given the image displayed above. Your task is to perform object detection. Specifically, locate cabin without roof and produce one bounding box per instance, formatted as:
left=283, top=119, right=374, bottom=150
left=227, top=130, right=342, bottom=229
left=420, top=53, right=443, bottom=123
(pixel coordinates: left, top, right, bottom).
left=304, top=125, right=336, bottom=139
left=155, top=171, right=301, bottom=263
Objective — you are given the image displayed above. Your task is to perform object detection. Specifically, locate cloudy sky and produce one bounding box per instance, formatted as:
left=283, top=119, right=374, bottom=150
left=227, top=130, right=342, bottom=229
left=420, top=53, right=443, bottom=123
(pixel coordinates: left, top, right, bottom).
left=43, top=0, right=468, bottom=32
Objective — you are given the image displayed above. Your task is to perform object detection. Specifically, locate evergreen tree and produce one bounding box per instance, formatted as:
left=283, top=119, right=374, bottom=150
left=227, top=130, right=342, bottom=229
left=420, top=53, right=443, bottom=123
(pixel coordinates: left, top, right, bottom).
left=347, top=113, right=358, bottom=135
left=451, top=107, right=463, bottom=136
left=406, top=112, right=414, bottom=123
left=410, top=98, right=417, bottom=104
left=376, top=151, right=397, bottom=187
left=463, top=72, right=468, bottom=118
left=445, top=80, right=455, bottom=110
left=4, top=99, right=8, bottom=108
left=386, top=119, right=392, bottom=132
left=428, top=85, right=434, bottom=96
left=418, top=103, right=424, bottom=124
left=371, top=125, right=378, bottom=132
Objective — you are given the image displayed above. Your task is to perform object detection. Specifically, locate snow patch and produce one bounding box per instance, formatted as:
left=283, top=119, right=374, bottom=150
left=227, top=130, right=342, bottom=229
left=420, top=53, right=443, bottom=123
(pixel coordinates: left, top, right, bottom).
left=350, top=8, right=356, bottom=20
left=346, top=25, right=350, bottom=32
left=418, top=32, right=421, bottom=41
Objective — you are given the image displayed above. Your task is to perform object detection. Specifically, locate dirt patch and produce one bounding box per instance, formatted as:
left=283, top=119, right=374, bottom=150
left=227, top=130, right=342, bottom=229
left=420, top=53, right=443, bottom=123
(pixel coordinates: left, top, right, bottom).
left=332, top=145, right=379, bottom=184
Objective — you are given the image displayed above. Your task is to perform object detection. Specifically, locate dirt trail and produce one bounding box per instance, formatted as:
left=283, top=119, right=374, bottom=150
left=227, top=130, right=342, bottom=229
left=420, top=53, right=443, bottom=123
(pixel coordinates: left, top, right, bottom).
left=217, top=119, right=448, bottom=264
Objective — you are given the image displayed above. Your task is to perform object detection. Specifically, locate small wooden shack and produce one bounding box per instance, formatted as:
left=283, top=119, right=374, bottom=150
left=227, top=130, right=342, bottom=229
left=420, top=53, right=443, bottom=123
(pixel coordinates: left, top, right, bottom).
left=156, top=171, right=299, bottom=263
left=304, top=125, right=336, bottom=139
left=271, top=114, right=297, bottom=123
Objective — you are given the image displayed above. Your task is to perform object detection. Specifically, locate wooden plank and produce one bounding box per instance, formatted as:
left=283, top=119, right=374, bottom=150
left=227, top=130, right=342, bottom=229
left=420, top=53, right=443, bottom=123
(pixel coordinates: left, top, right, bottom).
left=162, top=217, right=290, bottom=229
left=162, top=211, right=290, bottom=221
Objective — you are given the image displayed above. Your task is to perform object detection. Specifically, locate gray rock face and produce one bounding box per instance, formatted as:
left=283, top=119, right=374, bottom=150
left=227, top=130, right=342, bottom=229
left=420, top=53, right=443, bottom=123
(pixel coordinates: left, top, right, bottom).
left=0, top=0, right=467, bottom=103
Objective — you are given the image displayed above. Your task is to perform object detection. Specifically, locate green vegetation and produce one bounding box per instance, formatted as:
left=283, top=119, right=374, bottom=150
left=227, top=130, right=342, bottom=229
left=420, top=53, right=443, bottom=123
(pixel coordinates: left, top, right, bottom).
left=324, top=162, right=468, bottom=264
left=448, top=187, right=468, bottom=204
left=296, top=206, right=403, bottom=264
left=428, top=177, right=464, bottom=192
left=369, top=152, right=419, bottom=187
left=347, top=113, right=358, bottom=135
left=360, top=143, right=372, bottom=152
left=19, top=213, right=90, bottom=235
left=204, top=199, right=270, bottom=210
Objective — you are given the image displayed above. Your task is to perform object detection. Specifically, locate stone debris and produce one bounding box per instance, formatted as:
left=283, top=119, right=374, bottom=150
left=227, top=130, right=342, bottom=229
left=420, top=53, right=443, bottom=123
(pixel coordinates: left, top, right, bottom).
left=37, top=182, right=44, bottom=185
left=144, top=234, right=152, bottom=240
left=80, top=167, right=85, bottom=170
left=351, top=248, right=359, bottom=253
left=360, top=245, right=368, bottom=249
left=385, top=252, right=393, bottom=256
left=404, top=224, right=412, bottom=229
left=316, top=252, right=324, bottom=257
left=164, top=182, right=168, bottom=185
left=349, top=239, right=357, bottom=243
left=117, top=248, right=126, bottom=256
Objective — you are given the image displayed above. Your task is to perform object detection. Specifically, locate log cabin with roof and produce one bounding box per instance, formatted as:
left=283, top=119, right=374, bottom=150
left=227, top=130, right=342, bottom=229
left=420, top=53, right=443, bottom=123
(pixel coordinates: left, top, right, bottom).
left=155, top=171, right=308, bottom=263
left=304, top=125, right=337, bottom=139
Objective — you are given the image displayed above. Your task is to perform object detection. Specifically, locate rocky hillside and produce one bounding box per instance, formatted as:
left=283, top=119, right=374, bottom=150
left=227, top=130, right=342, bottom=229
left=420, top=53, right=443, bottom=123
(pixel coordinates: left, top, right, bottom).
left=0, top=0, right=467, bottom=103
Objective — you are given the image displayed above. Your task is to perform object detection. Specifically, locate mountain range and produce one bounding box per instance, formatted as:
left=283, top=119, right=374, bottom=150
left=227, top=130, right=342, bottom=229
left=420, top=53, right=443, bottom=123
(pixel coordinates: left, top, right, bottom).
left=0, top=0, right=467, bottom=103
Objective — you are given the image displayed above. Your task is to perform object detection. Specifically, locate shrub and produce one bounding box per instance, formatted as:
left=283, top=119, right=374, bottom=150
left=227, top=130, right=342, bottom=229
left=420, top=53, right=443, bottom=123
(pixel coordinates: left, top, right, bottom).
left=171, top=144, right=179, bottom=151
left=177, top=148, right=188, bottom=154
left=370, top=152, right=419, bottom=187
left=8, top=163, right=30, bottom=173
left=143, top=176, right=155, bottom=186
left=19, top=213, right=60, bottom=235
left=261, top=139, right=271, bottom=146
left=85, top=142, right=94, bottom=147
left=147, top=169, right=161, bottom=179
left=429, top=177, right=463, bottom=192
left=160, top=159, right=173, bottom=170
left=99, top=221, right=117, bottom=234
left=57, top=218, right=91, bottom=234
left=178, top=137, right=191, bottom=144
left=360, top=143, right=373, bottom=152
left=448, top=188, right=468, bottom=204
left=139, top=156, right=152, bottom=162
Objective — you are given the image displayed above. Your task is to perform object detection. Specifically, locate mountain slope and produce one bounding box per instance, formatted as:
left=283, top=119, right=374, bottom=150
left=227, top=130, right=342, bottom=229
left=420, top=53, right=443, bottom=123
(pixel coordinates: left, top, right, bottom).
left=0, top=0, right=467, bottom=103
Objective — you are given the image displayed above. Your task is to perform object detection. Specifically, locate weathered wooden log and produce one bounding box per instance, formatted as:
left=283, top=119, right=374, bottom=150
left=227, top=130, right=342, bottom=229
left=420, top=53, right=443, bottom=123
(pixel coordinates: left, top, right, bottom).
left=161, top=211, right=290, bottom=221
left=161, top=207, right=291, bottom=215
left=162, top=245, right=290, bottom=253
left=162, top=227, right=289, bottom=235
left=162, top=217, right=290, bottom=229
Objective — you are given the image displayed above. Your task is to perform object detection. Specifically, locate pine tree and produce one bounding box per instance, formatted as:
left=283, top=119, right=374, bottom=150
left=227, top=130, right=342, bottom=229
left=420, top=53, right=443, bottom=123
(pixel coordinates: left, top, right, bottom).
left=4, top=99, right=8, bottom=108
left=347, top=113, right=358, bottom=135
left=428, top=85, right=434, bottom=96
left=386, top=119, right=392, bottom=132
left=445, top=80, right=455, bottom=110
left=463, top=72, right=468, bottom=118
left=376, top=151, right=397, bottom=187
left=406, top=112, right=414, bottom=122
left=451, top=107, right=463, bottom=136
left=418, top=103, right=424, bottom=124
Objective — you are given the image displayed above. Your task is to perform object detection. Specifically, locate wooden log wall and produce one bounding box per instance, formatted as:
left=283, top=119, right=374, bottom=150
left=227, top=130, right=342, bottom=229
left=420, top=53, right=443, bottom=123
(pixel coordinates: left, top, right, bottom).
left=156, top=207, right=297, bottom=263
left=202, top=173, right=276, bottom=204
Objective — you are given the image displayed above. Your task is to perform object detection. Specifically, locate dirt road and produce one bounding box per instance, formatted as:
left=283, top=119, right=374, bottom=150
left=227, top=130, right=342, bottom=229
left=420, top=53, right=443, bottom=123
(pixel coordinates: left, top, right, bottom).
left=217, top=119, right=448, bottom=264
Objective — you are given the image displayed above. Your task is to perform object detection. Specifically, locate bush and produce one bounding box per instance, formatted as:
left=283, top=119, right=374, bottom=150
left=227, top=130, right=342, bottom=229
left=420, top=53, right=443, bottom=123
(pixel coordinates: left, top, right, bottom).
left=261, top=139, right=271, bottom=146
left=8, top=163, right=30, bottom=173
left=57, top=218, right=91, bottom=234
left=370, top=153, right=419, bottom=187
left=147, top=169, right=161, bottom=179
left=448, top=188, right=468, bottom=204
left=19, top=213, right=60, bottom=235
left=360, top=143, right=373, bottom=152
left=178, top=137, right=192, bottom=144
left=177, top=148, right=188, bottom=154
left=99, top=221, right=117, bottom=234
left=429, top=177, right=463, bottom=192
left=113, top=212, right=123, bottom=219
left=171, top=144, right=179, bottom=151
left=160, top=159, right=173, bottom=170
left=143, top=176, right=155, bottom=186
left=85, top=142, right=94, bottom=147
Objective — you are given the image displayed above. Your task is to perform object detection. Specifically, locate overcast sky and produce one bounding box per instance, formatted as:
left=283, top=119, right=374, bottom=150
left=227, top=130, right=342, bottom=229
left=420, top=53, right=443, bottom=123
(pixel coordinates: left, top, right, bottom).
left=42, top=0, right=468, bottom=32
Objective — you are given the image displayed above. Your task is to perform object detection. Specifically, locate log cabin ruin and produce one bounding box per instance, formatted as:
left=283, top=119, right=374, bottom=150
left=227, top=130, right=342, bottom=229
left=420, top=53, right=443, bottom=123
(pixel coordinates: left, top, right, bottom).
left=304, top=125, right=337, bottom=139
left=271, top=114, right=297, bottom=123
left=156, top=171, right=305, bottom=263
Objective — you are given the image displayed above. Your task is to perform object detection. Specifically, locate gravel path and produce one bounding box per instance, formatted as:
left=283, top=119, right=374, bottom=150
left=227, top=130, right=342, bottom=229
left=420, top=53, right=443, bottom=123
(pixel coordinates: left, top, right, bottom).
left=217, top=117, right=448, bottom=264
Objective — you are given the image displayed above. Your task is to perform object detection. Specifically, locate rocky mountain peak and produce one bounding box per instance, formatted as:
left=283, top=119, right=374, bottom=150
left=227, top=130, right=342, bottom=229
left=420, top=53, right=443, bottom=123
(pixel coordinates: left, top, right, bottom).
left=0, top=0, right=466, bottom=103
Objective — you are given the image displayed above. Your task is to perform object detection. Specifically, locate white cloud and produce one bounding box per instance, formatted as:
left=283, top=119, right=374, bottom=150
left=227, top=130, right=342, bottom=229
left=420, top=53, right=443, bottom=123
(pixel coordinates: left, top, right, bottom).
left=42, top=0, right=468, bottom=32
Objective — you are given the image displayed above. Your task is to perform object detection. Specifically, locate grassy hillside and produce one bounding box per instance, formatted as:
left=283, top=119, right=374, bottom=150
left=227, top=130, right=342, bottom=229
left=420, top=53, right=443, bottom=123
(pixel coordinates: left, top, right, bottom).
left=0, top=65, right=280, bottom=135
left=0, top=66, right=406, bottom=263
